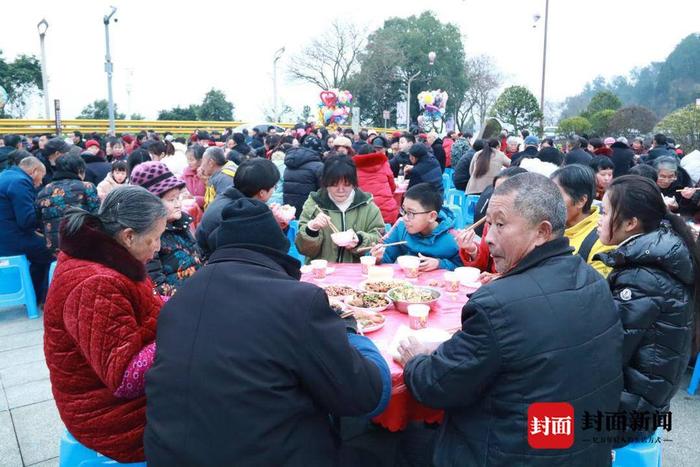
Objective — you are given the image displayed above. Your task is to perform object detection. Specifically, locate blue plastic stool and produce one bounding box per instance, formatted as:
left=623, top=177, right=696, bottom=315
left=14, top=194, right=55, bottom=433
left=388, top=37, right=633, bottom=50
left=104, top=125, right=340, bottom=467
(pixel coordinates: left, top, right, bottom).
left=688, top=353, right=700, bottom=395
left=612, top=427, right=663, bottom=467
left=0, top=255, right=39, bottom=319
left=442, top=174, right=454, bottom=194
left=445, top=204, right=465, bottom=229
left=49, top=260, right=57, bottom=285
left=59, top=430, right=146, bottom=466
left=285, top=220, right=306, bottom=263
left=464, top=195, right=480, bottom=226
left=445, top=167, right=454, bottom=178
left=446, top=189, right=466, bottom=209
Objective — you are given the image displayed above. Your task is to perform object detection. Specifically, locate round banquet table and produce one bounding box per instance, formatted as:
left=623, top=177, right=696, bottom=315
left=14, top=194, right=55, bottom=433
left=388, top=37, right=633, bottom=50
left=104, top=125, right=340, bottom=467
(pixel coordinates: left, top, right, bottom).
left=301, top=262, right=476, bottom=432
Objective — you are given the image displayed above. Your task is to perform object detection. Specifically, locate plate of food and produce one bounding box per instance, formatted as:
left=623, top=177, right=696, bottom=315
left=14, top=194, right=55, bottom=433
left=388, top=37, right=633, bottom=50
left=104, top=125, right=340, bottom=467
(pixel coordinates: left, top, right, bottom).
left=387, top=284, right=441, bottom=313
left=322, top=284, right=357, bottom=301
left=358, top=279, right=411, bottom=294
left=355, top=310, right=386, bottom=333
left=344, top=292, right=391, bottom=313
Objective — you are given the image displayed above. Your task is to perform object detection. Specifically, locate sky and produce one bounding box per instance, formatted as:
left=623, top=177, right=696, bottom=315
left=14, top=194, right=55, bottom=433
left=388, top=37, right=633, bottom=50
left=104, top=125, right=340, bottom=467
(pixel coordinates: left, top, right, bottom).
left=2, top=0, right=699, bottom=122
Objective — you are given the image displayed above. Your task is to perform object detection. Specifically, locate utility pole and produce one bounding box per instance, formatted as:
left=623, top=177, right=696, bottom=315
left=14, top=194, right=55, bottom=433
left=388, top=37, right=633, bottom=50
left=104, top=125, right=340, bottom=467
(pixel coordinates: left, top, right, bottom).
left=37, top=19, right=50, bottom=120
left=103, top=6, right=117, bottom=134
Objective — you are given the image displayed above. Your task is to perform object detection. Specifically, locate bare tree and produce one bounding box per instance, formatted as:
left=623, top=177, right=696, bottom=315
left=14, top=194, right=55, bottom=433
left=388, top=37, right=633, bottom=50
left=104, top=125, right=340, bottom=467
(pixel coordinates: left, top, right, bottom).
left=287, top=21, right=365, bottom=90
left=262, top=102, right=294, bottom=123
left=455, top=55, right=501, bottom=131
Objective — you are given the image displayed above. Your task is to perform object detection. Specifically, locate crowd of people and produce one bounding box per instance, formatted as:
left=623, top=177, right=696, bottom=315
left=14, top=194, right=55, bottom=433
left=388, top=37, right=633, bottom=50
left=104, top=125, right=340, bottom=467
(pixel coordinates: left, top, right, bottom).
left=0, top=122, right=698, bottom=466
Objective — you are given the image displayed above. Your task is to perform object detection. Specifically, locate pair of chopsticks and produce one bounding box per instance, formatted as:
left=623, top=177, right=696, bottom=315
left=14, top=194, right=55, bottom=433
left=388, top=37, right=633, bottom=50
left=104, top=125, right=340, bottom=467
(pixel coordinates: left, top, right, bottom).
left=314, top=206, right=340, bottom=233
left=676, top=187, right=700, bottom=193
left=356, top=240, right=408, bottom=253
left=464, top=216, right=487, bottom=232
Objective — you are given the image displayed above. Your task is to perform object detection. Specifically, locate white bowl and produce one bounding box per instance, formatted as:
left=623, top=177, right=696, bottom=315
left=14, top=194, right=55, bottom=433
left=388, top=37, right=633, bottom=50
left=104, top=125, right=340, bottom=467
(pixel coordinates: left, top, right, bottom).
left=397, top=255, right=420, bottom=269
left=279, top=204, right=296, bottom=221
left=454, top=266, right=480, bottom=284
left=331, top=229, right=355, bottom=247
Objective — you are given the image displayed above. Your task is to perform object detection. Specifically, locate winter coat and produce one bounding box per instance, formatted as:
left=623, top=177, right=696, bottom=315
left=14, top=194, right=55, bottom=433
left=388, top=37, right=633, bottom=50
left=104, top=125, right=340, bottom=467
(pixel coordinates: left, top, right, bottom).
left=146, top=213, right=202, bottom=296
left=0, top=166, right=44, bottom=255
left=295, top=188, right=384, bottom=264
left=404, top=237, right=624, bottom=467
left=389, top=151, right=411, bottom=177
left=644, top=146, right=676, bottom=164
left=0, top=145, right=14, bottom=172
left=562, top=206, right=615, bottom=277
left=203, top=161, right=237, bottom=209
left=510, top=145, right=538, bottom=166
left=593, top=146, right=613, bottom=157
left=407, top=154, right=443, bottom=196
left=144, top=246, right=390, bottom=467
left=597, top=224, right=695, bottom=428
left=352, top=151, right=398, bottom=224
left=96, top=171, right=127, bottom=201
left=680, top=149, right=700, bottom=184
left=450, top=138, right=470, bottom=169
left=452, top=149, right=476, bottom=191
left=466, top=149, right=510, bottom=194
left=82, top=153, right=112, bottom=186
left=564, top=148, right=593, bottom=166
left=431, top=139, right=447, bottom=172
left=43, top=218, right=162, bottom=463
left=283, top=147, right=324, bottom=216
left=227, top=143, right=252, bottom=165
left=161, top=142, right=188, bottom=177
left=195, top=186, right=245, bottom=255
left=442, top=137, right=454, bottom=168
left=36, top=172, right=100, bottom=255
left=381, top=207, right=461, bottom=270
left=181, top=165, right=206, bottom=208
left=610, top=141, right=635, bottom=177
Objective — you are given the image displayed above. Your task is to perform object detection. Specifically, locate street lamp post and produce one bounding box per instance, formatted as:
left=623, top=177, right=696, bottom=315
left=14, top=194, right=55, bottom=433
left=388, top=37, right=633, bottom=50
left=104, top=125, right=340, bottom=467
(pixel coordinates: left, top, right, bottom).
left=272, top=47, right=285, bottom=121
left=406, top=51, right=436, bottom=131
left=539, top=0, right=550, bottom=133
left=103, top=6, right=117, bottom=134
left=37, top=19, right=50, bottom=120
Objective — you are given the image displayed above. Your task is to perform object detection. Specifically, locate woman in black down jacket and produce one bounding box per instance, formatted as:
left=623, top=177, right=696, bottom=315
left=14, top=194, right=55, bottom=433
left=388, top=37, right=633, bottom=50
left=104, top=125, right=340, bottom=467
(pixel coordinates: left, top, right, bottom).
left=283, top=136, right=324, bottom=216
left=597, top=175, right=699, bottom=444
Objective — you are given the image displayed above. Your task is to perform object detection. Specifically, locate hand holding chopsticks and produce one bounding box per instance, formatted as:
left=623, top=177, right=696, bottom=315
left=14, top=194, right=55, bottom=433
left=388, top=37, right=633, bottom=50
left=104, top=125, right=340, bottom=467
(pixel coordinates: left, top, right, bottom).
left=356, top=240, right=408, bottom=253
left=310, top=206, right=341, bottom=233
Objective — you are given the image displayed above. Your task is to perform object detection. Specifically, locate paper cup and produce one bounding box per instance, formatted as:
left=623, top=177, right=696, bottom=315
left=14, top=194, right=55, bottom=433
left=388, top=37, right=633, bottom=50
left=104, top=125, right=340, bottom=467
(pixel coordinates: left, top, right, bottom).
left=443, top=271, right=460, bottom=292
left=407, top=304, right=430, bottom=330
left=398, top=255, right=421, bottom=278
left=311, top=259, right=328, bottom=279
left=360, top=256, right=377, bottom=275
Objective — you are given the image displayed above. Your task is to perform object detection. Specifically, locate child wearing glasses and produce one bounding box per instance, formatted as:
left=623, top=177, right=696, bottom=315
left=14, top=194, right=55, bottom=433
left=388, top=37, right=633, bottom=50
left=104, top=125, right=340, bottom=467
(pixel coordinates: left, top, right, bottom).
left=370, top=183, right=461, bottom=271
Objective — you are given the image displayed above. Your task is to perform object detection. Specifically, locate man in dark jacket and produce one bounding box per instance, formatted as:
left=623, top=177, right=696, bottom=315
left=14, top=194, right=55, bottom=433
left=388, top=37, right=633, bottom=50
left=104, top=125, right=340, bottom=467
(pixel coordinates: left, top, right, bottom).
left=564, top=136, right=593, bottom=166
left=389, top=134, right=414, bottom=177
left=81, top=141, right=111, bottom=185
left=0, top=134, right=23, bottom=172
left=195, top=185, right=245, bottom=254
left=38, top=137, right=69, bottom=185
left=398, top=172, right=623, bottom=467
left=452, top=139, right=483, bottom=191
left=511, top=135, right=540, bottom=165
left=0, top=156, right=52, bottom=301
left=428, top=132, right=446, bottom=172
left=283, top=137, right=324, bottom=216
left=406, top=143, right=443, bottom=196
left=145, top=198, right=391, bottom=466
left=644, top=133, right=676, bottom=164
left=226, top=132, right=252, bottom=165
left=610, top=138, right=635, bottom=177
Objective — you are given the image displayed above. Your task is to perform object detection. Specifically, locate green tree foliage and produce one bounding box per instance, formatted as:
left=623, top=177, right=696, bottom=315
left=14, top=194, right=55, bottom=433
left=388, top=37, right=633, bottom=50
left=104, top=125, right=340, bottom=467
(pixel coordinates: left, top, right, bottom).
left=0, top=51, right=42, bottom=118
left=585, top=91, right=622, bottom=116
left=158, top=105, right=200, bottom=121
left=77, top=99, right=126, bottom=119
left=347, top=11, right=468, bottom=126
left=130, top=113, right=145, bottom=120
left=558, top=116, right=592, bottom=136
left=655, top=104, right=700, bottom=151
left=491, top=86, right=543, bottom=133
left=608, top=105, right=658, bottom=138
left=198, top=88, right=234, bottom=121
left=589, top=109, right=616, bottom=135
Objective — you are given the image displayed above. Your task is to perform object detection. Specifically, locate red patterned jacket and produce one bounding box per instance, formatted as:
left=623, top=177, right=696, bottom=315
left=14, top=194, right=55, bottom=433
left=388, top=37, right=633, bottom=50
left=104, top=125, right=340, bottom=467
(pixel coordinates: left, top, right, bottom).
left=43, top=217, right=161, bottom=462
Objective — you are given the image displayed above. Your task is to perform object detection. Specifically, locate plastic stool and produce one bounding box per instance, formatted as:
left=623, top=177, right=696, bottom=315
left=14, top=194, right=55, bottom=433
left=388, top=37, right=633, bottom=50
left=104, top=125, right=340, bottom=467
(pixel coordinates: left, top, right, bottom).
left=446, top=189, right=466, bottom=209
left=287, top=220, right=299, bottom=242
left=464, top=195, right=480, bottom=225
left=445, top=204, right=465, bottom=229
left=442, top=174, right=454, bottom=193
left=612, top=427, right=663, bottom=467
left=59, top=430, right=146, bottom=466
left=0, top=255, right=39, bottom=319
left=49, top=260, right=57, bottom=284
left=688, top=353, right=700, bottom=395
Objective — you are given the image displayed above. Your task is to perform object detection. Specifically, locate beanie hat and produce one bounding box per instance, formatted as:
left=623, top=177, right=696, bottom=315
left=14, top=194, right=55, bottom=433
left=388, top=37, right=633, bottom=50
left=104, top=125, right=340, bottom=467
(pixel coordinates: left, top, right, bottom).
left=129, top=161, right=185, bottom=198
left=524, top=135, right=540, bottom=147
left=333, top=136, right=352, bottom=148
left=301, top=135, right=323, bottom=153
left=372, top=136, right=388, bottom=148
left=122, top=135, right=134, bottom=144
left=409, top=143, right=428, bottom=159
left=215, top=198, right=290, bottom=254
left=85, top=139, right=100, bottom=150
left=604, top=137, right=616, bottom=146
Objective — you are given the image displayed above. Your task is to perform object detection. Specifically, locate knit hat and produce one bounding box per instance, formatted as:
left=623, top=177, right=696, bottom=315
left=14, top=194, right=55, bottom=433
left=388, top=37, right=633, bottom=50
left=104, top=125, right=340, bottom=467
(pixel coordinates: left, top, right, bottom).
left=215, top=198, right=290, bottom=254
left=85, top=139, right=100, bottom=150
left=604, top=137, right=616, bottom=145
left=524, top=135, right=540, bottom=147
left=129, top=161, right=185, bottom=198
left=45, top=137, right=69, bottom=155
left=372, top=136, right=388, bottom=148
left=333, top=136, right=352, bottom=148
left=409, top=143, right=428, bottom=159
left=122, top=134, right=134, bottom=145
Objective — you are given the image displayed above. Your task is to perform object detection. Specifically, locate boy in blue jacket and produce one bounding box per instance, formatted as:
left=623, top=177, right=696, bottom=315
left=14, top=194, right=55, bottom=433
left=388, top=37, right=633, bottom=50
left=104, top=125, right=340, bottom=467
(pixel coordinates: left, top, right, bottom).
left=370, top=183, right=461, bottom=271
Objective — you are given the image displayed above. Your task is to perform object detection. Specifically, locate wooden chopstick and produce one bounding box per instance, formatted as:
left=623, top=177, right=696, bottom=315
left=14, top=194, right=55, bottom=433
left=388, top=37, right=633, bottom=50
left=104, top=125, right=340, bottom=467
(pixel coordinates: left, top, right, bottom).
left=356, top=240, right=408, bottom=253
left=313, top=206, right=341, bottom=233
left=464, top=216, right=487, bottom=232
left=676, top=187, right=700, bottom=192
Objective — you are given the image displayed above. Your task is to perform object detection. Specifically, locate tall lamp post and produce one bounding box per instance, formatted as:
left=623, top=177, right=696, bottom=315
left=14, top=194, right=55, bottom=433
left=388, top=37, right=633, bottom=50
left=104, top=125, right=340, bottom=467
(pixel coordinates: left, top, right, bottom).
left=406, top=51, right=436, bottom=131
left=103, top=6, right=117, bottom=134
left=535, top=0, right=550, bottom=133
left=272, top=47, right=285, bottom=121
left=37, top=19, right=50, bottom=120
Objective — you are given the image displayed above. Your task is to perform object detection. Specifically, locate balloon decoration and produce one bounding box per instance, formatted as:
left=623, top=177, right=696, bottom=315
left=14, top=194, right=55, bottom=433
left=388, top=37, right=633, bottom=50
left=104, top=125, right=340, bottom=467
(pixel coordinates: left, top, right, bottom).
left=0, top=85, right=7, bottom=111
left=417, top=89, right=448, bottom=121
left=317, top=89, right=353, bottom=126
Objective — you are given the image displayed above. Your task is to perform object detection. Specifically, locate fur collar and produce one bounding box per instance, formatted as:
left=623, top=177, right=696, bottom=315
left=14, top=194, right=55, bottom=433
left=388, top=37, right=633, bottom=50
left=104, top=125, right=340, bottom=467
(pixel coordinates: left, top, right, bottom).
left=352, top=151, right=388, bottom=168
left=59, top=216, right=146, bottom=281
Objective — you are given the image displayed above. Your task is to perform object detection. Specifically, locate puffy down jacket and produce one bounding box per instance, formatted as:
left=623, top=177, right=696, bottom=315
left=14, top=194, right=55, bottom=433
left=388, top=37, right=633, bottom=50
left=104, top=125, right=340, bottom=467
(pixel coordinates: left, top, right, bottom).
left=352, top=151, right=398, bottom=223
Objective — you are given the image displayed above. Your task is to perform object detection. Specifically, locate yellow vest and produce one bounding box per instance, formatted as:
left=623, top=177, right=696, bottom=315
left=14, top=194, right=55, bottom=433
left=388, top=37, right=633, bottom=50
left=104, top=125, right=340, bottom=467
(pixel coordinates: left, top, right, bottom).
left=203, top=162, right=237, bottom=210
left=564, top=206, right=616, bottom=277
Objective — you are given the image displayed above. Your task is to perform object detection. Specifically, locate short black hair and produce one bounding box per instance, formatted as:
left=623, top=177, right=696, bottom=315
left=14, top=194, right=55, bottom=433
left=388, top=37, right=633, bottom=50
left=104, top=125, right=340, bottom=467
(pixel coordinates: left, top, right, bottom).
left=357, top=144, right=373, bottom=155
left=405, top=183, right=443, bottom=213
left=127, top=148, right=152, bottom=175
left=537, top=147, right=564, bottom=166
left=542, top=137, right=554, bottom=146
left=401, top=134, right=415, bottom=143
left=146, top=140, right=166, bottom=156
left=321, top=155, right=358, bottom=187
left=653, top=133, right=667, bottom=146
left=111, top=159, right=128, bottom=172
left=55, top=153, right=87, bottom=176
left=472, top=139, right=485, bottom=151
left=521, top=130, right=530, bottom=138
left=73, top=131, right=83, bottom=138
left=493, top=166, right=527, bottom=186
left=589, top=156, right=614, bottom=172
left=343, top=128, right=355, bottom=136
left=233, top=158, right=280, bottom=197
left=233, top=132, right=246, bottom=144
left=550, top=164, right=596, bottom=213
left=589, top=137, right=604, bottom=149
left=3, top=134, right=21, bottom=148
left=464, top=131, right=474, bottom=139
left=629, top=163, right=658, bottom=182
left=186, top=144, right=206, bottom=161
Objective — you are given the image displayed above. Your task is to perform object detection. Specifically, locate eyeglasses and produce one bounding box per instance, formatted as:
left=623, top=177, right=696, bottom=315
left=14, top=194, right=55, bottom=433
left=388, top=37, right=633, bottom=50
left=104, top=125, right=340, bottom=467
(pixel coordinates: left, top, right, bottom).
left=400, top=206, right=432, bottom=220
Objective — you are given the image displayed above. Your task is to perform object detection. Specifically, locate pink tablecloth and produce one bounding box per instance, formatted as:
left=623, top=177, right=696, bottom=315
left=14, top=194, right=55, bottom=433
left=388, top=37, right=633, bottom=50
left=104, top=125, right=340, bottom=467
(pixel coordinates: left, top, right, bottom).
left=393, top=182, right=408, bottom=206
left=301, top=263, right=472, bottom=431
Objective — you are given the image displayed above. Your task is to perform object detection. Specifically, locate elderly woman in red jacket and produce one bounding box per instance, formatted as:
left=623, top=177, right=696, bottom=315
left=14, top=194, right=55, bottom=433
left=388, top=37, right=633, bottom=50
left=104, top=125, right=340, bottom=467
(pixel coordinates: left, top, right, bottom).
left=43, top=185, right=167, bottom=463
left=352, top=140, right=398, bottom=224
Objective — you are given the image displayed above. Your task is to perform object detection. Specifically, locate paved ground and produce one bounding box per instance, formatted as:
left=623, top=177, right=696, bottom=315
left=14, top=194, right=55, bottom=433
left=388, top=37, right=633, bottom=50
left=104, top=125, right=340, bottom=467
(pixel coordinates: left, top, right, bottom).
left=1, top=305, right=698, bottom=467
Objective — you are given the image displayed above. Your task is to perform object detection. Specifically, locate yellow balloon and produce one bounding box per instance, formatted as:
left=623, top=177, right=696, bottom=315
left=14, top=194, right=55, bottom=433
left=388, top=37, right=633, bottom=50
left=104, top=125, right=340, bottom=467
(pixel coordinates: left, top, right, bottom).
left=424, top=94, right=434, bottom=105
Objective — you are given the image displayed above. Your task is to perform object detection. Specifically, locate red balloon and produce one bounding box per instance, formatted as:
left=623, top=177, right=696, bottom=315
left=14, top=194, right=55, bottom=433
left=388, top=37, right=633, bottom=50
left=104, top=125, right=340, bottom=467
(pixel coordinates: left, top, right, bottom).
left=320, top=91, right=338, bottom=108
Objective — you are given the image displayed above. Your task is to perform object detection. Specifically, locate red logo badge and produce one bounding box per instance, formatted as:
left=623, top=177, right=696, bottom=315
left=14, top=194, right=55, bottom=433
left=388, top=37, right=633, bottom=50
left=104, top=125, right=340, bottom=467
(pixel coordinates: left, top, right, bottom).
left=527, top=402, right=575, bottom=449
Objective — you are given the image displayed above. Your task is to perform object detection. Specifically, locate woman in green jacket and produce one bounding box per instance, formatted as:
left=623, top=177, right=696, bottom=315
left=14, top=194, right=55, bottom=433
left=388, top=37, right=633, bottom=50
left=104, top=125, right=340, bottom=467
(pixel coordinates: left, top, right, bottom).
left=295, top=155, right=385, bottom=263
